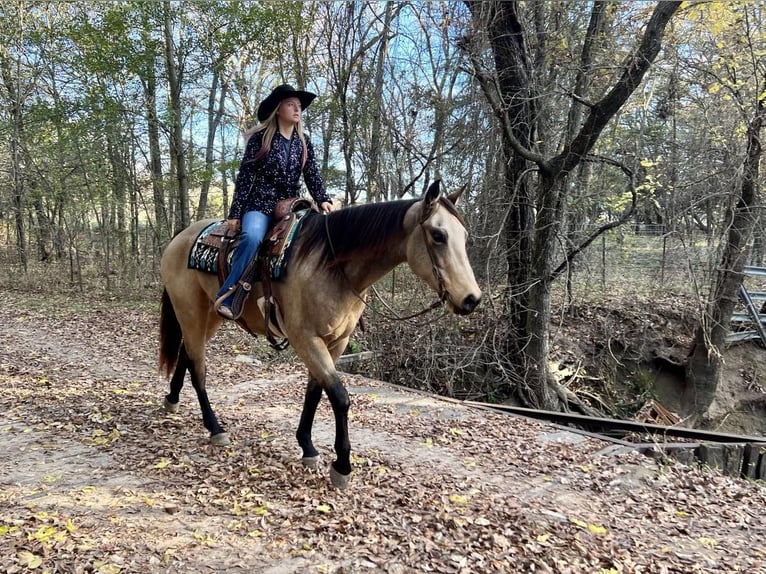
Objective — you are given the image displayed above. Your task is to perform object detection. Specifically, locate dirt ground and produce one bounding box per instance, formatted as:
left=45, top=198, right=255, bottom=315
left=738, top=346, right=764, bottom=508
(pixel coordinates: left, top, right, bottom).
left=1, top=289, right=766, bottom=573
left=549, top=295, right=766, bottom=436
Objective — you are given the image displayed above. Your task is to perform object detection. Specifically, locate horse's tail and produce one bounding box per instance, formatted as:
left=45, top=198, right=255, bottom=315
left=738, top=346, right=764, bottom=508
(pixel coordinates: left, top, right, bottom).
left=159, top=288, right=182, bottom=378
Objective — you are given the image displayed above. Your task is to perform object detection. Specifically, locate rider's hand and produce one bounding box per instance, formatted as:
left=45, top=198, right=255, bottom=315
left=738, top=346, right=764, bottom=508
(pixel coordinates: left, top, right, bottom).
left=320, top=202, right=334, bottom=214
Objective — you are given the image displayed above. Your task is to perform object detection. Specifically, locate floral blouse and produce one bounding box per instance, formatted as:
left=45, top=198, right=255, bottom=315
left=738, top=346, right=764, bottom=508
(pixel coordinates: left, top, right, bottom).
left=228, top=129, right=330, bottom=219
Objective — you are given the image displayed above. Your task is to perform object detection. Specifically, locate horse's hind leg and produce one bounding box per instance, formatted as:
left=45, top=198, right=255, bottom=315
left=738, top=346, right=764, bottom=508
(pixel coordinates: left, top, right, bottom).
left=296, top=376, right=323, bottom=468
left=187, top=355, right=229, bottom=446
left=164, top=344, right=189, bottom=413
left=177, top=322, right=229, bottom=446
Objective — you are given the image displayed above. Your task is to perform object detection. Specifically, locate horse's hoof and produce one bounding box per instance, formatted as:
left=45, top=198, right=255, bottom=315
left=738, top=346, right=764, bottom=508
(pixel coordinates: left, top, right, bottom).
left=329, top=466, right=351, bottom=489
left=302, top=456, right=321, bottom=469
left=210, top=432, right=230, bottom=447
left=163, top=398, right=179, bottom=414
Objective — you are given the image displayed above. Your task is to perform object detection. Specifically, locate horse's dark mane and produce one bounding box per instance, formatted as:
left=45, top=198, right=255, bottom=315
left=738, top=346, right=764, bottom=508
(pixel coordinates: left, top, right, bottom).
left=295, top=198, right=419, bottom=268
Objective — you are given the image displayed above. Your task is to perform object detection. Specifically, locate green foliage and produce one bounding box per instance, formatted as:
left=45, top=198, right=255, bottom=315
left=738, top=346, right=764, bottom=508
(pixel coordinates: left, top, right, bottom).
left=344, top=339, right=362, bottom=354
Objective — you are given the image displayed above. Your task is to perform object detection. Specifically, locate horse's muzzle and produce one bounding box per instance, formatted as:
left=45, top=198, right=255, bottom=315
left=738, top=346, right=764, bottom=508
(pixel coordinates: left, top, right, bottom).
left=455, top=293, right=481, bottom=315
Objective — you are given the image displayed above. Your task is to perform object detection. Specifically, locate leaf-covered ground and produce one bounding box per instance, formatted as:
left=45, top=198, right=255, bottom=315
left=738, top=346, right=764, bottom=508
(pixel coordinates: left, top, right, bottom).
left=1, top=289, right=765, bottom=573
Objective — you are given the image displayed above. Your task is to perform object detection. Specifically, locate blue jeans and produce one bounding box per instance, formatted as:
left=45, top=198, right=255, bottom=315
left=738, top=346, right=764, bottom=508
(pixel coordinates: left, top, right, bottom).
left=216, top=210, right=271, bottom=305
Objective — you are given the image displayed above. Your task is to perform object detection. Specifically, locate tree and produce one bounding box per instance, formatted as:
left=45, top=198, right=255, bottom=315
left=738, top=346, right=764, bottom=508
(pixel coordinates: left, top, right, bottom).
left=319, top=2, right=391, bottom=205
left=463, top=1, right=682, bottom=409
left=0, top=0, right=42, bottom=272
left=684, top=2, right=766, bottom=419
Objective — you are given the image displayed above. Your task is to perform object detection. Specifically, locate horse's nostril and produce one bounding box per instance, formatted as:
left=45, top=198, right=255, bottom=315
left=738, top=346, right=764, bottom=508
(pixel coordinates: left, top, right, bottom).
left=461, top=294, right=480, bottom=314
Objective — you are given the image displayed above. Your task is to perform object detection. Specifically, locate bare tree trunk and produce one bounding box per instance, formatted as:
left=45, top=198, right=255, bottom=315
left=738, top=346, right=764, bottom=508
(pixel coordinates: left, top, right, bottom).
left=106, top=132, right=128, bottom=266
left=198, top=68, right=227, bottom=219
left=686, top=91, right=765, bottom=418
left=32, top=194, right=51, bottom=262
left=466, top=0, right=536, bottom=331
left=321, top=2, right=393, bottom=205
left=1, top=45, right=28, bottom=271
left=368, top=1, right=395, bottom=202
left=465, top=0, right=681, bottom=409
left=163, top=0, right=189, bottom=234
left=141, top=18, right=169, bottom=248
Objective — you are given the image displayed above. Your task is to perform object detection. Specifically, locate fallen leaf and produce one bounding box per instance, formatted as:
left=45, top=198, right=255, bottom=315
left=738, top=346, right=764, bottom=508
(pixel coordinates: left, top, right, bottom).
left=29, top=525, right=57, bottom=544
left=17, top=550, right=43, bottom=569
left=449, top=494, right=469, bottom=505
left=93, top=560, right=121, bottom=573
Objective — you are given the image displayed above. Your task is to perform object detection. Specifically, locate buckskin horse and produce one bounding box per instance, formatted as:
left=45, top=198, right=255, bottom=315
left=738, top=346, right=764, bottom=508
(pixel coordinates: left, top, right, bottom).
left=158, top=180, right=481, bottom=488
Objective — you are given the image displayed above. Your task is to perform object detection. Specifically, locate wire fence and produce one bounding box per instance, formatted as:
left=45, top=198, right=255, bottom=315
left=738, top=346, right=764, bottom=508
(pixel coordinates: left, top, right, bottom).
left=3, top=219, right=763, bottom=307
left=566, top=226, right=718, bottom=299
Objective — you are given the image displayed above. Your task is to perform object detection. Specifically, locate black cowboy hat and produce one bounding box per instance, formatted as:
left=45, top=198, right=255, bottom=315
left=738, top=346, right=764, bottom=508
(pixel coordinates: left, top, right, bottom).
left=257, top=84, right=317, bottom=122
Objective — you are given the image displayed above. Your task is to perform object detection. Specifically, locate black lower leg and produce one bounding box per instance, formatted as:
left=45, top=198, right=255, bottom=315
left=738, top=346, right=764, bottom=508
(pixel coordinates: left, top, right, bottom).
left=165, top=345, right=188, bottom=406
left=189, top=361, right=225, bottom=437
left=325, top=380, right=351, bottom=476
left=296, top=378, right=323, bottom=459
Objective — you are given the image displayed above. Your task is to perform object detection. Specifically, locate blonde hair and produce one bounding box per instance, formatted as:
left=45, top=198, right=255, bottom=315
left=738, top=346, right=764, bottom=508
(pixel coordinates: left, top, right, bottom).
left=243, top=101, right=308, bottom=167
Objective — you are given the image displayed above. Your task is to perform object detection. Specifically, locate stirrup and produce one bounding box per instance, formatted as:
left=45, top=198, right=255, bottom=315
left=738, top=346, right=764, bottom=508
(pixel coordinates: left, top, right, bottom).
left=217, top=305, right=235, bottom=320
left=213, top=288, right=239, bottom=320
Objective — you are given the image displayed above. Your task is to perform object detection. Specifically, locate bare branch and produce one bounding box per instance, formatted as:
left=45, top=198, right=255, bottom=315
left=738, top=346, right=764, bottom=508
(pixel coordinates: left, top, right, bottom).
left=551, top=155, right=636, bottom=280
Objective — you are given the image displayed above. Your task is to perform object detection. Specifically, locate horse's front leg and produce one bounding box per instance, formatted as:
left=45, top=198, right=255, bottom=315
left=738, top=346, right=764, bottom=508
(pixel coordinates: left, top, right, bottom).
left=297, top=372, right=351, bottom=488
left=293, top=337, right=352, bottom=489
left=325, top=376, right=351, bottom=488
left=296, top=376, right=323, bottom=467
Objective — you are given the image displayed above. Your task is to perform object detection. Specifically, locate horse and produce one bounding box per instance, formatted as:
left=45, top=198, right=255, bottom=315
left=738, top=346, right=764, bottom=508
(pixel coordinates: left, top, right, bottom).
left=157, top=180, right=481, bottom=488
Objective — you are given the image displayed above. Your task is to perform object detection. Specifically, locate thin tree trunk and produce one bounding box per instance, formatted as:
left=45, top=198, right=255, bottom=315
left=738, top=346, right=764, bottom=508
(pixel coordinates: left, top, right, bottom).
left=686, top=91, right=765, bottom=418
left=1, top=48, right=28, bottom=271
left=198, top=68, right=227, bottom=218
left=163, top=0, right=189, bottom=234
left=368, top=1, right=395, bottom=202
left=141, top=18, right=169, bottom=248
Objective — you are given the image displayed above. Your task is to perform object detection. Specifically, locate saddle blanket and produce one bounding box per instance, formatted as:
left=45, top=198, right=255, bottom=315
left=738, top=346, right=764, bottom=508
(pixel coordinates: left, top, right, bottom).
left=187, top=211, right=309, bottom=281
left=187, top=221, right=233, bottom=275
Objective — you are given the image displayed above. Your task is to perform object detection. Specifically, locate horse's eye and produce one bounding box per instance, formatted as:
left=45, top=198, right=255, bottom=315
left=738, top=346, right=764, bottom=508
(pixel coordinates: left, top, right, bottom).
left=431, top=229, right=447, bottom=244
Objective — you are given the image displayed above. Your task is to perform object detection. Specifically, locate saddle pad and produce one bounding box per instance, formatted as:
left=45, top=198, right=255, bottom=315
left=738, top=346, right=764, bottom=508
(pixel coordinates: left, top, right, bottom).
left=188, top=220, right=233, bottom=275
left=187, top=212, right=311, bottom=280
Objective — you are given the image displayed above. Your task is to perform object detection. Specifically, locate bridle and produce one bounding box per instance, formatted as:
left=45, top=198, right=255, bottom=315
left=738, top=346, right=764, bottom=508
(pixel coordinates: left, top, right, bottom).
left=418, top=199, right=449, bottom=306
left=324, top=197, right=461, bottom=321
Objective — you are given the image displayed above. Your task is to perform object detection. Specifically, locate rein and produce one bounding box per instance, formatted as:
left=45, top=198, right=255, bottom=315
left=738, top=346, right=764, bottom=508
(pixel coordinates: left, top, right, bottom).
left=369, top=284, right=446, bottom=321
left=323, top=207, right=449, bottom=322
left=418, top=201, right=449, bottom=305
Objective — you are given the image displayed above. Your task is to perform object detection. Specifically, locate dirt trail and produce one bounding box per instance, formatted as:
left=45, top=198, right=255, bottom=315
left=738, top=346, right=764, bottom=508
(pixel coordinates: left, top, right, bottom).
left=1, top=290, right=765, bottom=573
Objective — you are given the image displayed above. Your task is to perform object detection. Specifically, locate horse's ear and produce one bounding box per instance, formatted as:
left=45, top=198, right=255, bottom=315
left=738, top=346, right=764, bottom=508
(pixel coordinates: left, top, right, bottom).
left=447, top=185, right=466, bottom=206
left=424, top=180, right=442, bottom=205
left=420, top=180, right=442, bottom=222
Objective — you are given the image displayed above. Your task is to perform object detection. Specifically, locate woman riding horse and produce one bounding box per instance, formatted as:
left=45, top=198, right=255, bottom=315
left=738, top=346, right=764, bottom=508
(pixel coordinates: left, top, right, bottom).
left=160, top=176, right=481, bottom=489
left=216, top=83, right=334, bottom=320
